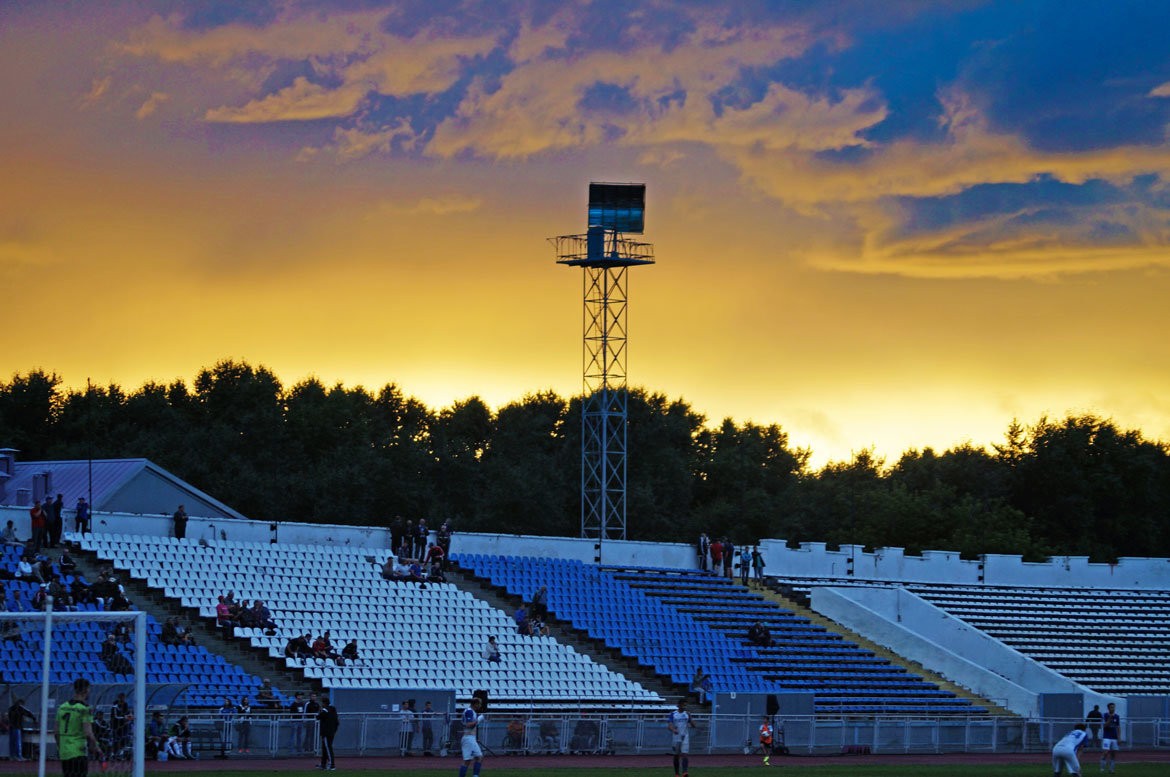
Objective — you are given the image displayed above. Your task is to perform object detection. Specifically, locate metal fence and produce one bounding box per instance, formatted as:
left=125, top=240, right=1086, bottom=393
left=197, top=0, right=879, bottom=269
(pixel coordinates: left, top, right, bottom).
left=182, top=712, right=1170, bottom=759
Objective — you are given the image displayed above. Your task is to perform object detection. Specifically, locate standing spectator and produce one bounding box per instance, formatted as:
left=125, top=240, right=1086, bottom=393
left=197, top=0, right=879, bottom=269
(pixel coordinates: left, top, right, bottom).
left=74, top=497, right=90, bottom=535
left=531, top=585, right=549, bottom=620
left=751, top=546, right=766, bottom=587
left=738, top=546, right=751, bottom=585
left=425, top=541, right=446, bottom=569
left=709, top=537, right=723, bottom=574
left=288, top=692, right=306, bottom=754
left=317, top=693, right=339, bottom=771
left=389, top=516, right=406, bottom=560
left=48, top=494, right=64, bottom=548
left=696, top=533, right=710, bottom=571
left=420, top=701, right=436, bottom=757
left=305, top=693, right=322, bottom=757
left=1100, top=702, right=1120, bottom=773
left=172, top=505, right=188, bottom=540
left=7, top=697, right=36, bottom=761
left=722, top=538, right=735, bottom=580
left=1085, top=704, right=1103, bottom=746
left=236, top=697, right=252, bottom=753
left=437, top=521, right=452, bottom=568
left=28, top=500, right=46, bottom=553
left=413, top=519, right=429, bottom=560
left=218, top=698, right=235, bottom=753
left=399, top=699, right=416, bottom=756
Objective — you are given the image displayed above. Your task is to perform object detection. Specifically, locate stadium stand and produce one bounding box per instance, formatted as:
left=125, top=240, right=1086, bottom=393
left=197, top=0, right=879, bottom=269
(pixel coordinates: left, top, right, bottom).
left=453, top=554, right=987, bottom=716
left=75, top=534, right=667, bottom=711
left=1, top=540, right=272, bottom=706
left=772, top=576, right=1170, bottom=699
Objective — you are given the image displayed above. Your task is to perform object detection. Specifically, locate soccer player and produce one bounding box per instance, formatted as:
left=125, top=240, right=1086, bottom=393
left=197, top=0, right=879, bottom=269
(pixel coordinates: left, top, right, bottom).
left=667, top=699, right=696, bottom=777
left=1052, top=723, right=1088, bottom=776
left=758, top=715, right=774, bottom=766
left=1100, top=702, right=1120, bottom=773
left=55, top=678, right=103, bottom=777
left=458, top=697, right=485, bottom=777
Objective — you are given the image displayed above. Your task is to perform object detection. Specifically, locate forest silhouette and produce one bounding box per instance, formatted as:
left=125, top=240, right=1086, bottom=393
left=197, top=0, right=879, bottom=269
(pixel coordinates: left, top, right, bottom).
left=2, top=360, right=1166, bottom=563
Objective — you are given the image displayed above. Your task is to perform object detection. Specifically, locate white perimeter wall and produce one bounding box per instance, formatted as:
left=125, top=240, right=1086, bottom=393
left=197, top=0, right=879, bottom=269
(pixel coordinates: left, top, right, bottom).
left=810, top=585, right=1123, bottom=718
left=5, top=503, right=1169, bottom=591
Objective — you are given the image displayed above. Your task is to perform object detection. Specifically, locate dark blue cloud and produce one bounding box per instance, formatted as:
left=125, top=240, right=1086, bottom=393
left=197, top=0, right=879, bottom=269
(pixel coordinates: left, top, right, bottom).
left=579, top=82, right=638, bottom=115
left=173, top=0, right=281, bottom=30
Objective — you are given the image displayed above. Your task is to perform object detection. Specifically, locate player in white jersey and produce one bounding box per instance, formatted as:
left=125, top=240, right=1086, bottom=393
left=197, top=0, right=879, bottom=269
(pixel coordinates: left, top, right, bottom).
left=667, top=699, right=696, bottom=777
left=458, top=697, right=485, bottom=777
left=1052, top=723, right=1088, bottom=776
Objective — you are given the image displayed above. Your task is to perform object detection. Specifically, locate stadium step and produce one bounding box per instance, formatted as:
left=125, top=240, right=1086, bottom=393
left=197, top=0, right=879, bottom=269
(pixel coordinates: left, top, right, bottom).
left=758, top=581, right=1014, bottom=717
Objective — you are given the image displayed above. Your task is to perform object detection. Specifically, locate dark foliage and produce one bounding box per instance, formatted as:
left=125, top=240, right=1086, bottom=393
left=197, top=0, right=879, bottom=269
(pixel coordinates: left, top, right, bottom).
left=2, top=363, right=1168, bottom=562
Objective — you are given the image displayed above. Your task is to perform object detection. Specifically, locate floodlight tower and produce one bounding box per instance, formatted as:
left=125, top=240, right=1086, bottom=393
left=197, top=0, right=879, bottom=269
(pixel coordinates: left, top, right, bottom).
left=550, top=183, right=655, bottom=542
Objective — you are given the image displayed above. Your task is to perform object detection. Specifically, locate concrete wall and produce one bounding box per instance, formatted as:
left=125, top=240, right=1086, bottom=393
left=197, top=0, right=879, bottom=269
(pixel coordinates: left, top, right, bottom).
left=810, top=585, right=1122, bottom=718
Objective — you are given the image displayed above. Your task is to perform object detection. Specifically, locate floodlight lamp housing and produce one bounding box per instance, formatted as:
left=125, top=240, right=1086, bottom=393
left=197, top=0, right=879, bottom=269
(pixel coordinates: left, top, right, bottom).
left=588, top=182, right=645, bottom=234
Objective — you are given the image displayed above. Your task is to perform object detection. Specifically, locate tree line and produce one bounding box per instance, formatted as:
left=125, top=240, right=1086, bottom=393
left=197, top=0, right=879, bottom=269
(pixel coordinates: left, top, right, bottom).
left=1, top=361, right=1167, bottom=562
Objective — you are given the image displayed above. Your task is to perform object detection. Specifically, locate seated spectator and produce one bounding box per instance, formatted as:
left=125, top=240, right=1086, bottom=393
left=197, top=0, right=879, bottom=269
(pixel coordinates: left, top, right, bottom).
left=483, top=635, right=502, bottom=663
left=691, top=667, right=712, bottom=703
left=425, top=542, right=445, bottom=567
left=17, top=555, right=36, bottom=582
left=2, top=520, right=21, bottom=545
left=251, top=600, right=278, bottom=632
left=69, top=577, right=92, bottom=606
left=58, top=549, right=77, bottom=575
left=284, top=633, right=312, bottom=660
left=174, top=619, right=195, bottom=645
left=747, top=621, right=773, bottom=648
left=427, top=561, right=446, bottom=583
left=146, top=711, right=167, bottom=760
left=166, top=716, right=194, bottom=760
left=108, top=590, right=131, bottom=612
left=215, top=596, right=233, bottom=629
left=528, top=617, right=550, bottom=637
left=100, top=634, right=134, bottom=675
left=341, top=639, right=359, bottom=664
left=32, top=584, right=49, bottom=611
left=161, top=617, right=181, bottom=645
left=92, top=711, right=112, bottom=753
left=112, top=621, right=134, bottom=644
left=381, top=557, right=397, bottom=580
left=407, top=560, right=424, bottom=583
left=235, top=600, right=255, bottom=628
left=312, top=632, right=339, bottom=661
left=256, top=680, right=279, bottom=710
left=503, top=717, right=525, bottom=754
left=35, top=557, right=53, bottom=584
left=47, top=577, right=74, bottom=611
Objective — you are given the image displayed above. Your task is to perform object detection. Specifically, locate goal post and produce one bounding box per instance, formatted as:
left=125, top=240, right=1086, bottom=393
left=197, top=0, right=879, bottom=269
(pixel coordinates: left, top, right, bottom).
left=2, top=602, right=146, bottom=777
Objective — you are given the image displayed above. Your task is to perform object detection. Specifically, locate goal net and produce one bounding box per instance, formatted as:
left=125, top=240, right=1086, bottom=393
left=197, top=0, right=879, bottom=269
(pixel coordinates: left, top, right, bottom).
left=2, top=605, right=146, bottom=777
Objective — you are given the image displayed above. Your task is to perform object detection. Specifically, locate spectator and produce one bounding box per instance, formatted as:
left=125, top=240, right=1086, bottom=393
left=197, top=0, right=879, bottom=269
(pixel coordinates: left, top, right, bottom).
left=691, top=667, right=711, bottom=704
left=58, top=549, right=77, bottom=575
left=48, top=494, right=64, bottom=548
left=483, top=635, right=502, bottom=663
left=381, top=557, right=397, bottom=581
left=697, top=532, right=710, bottom=571
left=413, top=518, right=429, bottom=559
left=251, top=600, right=277, bottom=632
left=100, top=634, right=133, bottom=675
left=146, top=711, right=167, bottom=760
left=236, top=697, right=252, bottom=753
left=399, top=699, right=416, bottom=756
left=108, top=589, right=131, bottom=612
left=48, top=577, right=74, bottom=611
left=161, top=617, right=181, bottom=646
left=313, top=632, right=339, bottom=661
left=709, top=537, right=723, bottom=573
left=216, top=596, right=233, bottom=629
left=437, top=521, right=452, bottom=568
left=425, top=541, right=445, bottom=568
left=110, top=692, right=132, bottom=757
left=341, top=639, right=359, bottom=664
left=528, top=617, right=549, bottom=637
left=284, top=633, right=312, bottom=661
left=427, top=561, right=446, bottom=583
left=513, top=605, right=528, bottom=632
left=739, top=546, right=751, bottom=585
left=1085, top=704, right=1103, bottom=746
left=1, top=520, right=20, bottom=545
left=17, top=554, right=36, bottom=582
left=69, top=577, right=92, bottom=606
left=92, top=710, right=112, bottom=755
left=751, top=545, right=766, bottom=586
left=420, top=700, right=436, bottom=756
left=531, top=585, right=549, bottom=620
left=167, top=716, right=194, bottom=760
left=288, top=692, right=306, bottom=754
left=7, top=697, right=36, bottom=762
left=503, top=716, right=525, bottom=754
left=723, top=538, right=735, bottom=580
left=317, top=693, right=339, bottom=771
left=389, top=516, right=406, bottom=560
left=28, top=500, right=46, bottom=552
left=747, top=621, right=773, bottom=648
left=74, top=497, right=90, bottom=535
left=256, top=680, right=279, bottom=710
left=173, top=505, right=188, bottom=540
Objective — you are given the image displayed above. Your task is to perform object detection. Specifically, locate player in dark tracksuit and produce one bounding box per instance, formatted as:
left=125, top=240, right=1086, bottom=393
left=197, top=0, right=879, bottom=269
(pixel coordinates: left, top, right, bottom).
left=317, top=694, right=339, bottom=770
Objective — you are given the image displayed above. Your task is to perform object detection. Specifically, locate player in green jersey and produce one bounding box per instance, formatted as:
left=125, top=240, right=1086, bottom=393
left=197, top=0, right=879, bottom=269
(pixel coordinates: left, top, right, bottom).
left=55, top=678, right=103, bottom=777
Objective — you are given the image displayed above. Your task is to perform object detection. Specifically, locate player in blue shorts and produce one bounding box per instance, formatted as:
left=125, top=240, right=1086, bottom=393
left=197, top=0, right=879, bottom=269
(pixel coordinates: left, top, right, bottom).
left=1099, top=702, right=1120, bottom=773
left=458, top=697, right=485, bottom=777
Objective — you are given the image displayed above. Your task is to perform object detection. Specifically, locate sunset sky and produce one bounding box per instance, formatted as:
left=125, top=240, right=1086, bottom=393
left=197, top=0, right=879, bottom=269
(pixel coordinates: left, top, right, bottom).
left=3, top=1, right=1170, bottom=466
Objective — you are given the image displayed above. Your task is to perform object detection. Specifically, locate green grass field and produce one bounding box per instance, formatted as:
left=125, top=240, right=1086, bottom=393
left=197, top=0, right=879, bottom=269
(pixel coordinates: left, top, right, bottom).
left=139, top=767, right=1170, bottom=777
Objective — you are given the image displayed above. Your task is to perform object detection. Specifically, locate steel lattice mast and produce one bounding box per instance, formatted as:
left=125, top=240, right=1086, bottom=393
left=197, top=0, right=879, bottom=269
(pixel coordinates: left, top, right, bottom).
left=550, top=184, right=654, bottom=542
